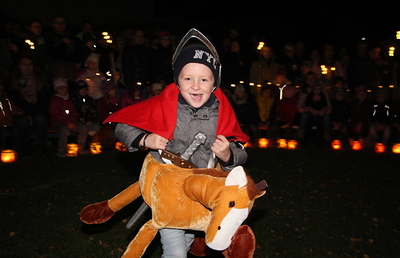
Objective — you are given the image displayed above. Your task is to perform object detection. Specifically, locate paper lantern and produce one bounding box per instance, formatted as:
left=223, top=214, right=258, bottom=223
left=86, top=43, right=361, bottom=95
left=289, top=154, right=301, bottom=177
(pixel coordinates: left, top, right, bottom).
left=90, top=142, right=102, bottom=154
left=1, top=149, right=17, bottom=163
left=258, top=138, right=269, bottom=148
left=392, top=143, right=400, bottom=154
left=287, top=139, right=298, bottom=150
left=331, top=140, right=342, bottom=150
left=277, top=139, right=287, bottom=148
left=115, top=142, right=127, bottom=152
left=351, top=140, right=362, bottom=151
left=66, top=143, right=79, bottom=157
left=374, top=143, right=385, bottom=153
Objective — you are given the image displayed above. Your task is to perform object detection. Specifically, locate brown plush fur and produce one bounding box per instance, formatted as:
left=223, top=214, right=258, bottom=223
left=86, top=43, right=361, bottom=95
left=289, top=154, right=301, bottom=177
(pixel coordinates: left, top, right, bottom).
left=80, top=153, right=265, bottom=258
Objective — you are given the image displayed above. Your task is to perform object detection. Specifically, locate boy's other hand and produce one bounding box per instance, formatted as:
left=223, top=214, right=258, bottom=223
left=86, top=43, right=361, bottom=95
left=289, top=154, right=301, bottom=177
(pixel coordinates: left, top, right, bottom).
left=211, top=135, right=231, bottom=162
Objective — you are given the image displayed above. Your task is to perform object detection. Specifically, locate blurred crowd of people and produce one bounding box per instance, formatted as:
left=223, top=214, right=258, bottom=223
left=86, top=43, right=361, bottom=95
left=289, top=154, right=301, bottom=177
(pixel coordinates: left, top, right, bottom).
left=1, top=14, right=400, bottom=157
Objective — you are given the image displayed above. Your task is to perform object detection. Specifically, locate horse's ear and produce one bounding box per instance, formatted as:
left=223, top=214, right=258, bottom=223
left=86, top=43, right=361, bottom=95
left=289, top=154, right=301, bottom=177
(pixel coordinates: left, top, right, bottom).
left=225, top=166, right=247, bottom=188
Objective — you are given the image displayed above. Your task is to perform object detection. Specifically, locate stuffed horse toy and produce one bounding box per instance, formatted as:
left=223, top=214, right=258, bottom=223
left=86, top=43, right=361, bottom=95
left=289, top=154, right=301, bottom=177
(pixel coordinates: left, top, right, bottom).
left=80, top=153, right=267, bottom=258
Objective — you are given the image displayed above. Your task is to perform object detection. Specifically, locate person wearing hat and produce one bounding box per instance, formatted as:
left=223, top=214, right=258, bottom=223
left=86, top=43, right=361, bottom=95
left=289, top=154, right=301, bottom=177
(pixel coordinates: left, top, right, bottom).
left=48, top=77, right=89, bottom=156
left=103, top=28, right=249, bottom=257
left=76, top=52, right=106, bottom=100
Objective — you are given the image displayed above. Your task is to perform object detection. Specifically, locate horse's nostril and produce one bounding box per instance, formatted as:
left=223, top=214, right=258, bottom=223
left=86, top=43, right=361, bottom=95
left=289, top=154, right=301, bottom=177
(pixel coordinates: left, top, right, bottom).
left=218, top=226, right=221, bottom=230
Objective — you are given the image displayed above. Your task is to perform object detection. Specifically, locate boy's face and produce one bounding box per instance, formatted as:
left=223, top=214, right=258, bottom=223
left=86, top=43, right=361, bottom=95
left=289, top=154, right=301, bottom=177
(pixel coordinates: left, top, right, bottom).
left=178, top=63, right=214, bottom=108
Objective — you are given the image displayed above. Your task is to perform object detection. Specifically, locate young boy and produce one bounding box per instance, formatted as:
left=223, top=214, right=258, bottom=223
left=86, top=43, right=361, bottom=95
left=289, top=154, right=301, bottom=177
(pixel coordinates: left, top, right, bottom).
left=48, top=77, right=89, bottom=156
left=104, top=28, right=249, bottom=257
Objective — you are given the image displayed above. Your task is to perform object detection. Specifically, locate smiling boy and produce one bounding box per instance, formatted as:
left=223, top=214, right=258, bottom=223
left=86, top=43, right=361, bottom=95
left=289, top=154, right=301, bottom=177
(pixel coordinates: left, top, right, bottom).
left=104, top=29, right=249, bottom=257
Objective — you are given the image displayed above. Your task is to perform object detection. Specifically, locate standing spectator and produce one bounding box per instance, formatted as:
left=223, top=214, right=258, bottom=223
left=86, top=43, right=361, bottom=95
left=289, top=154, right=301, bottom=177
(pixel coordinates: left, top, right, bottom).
left=76, top=52, right=106, bottom=100
left=153, top=31, right=174, bottom=85
left=358, top=45, right=390, bottom=91
left=122, top=29, right=155, bottom=86
left=18, top=18, right=49, bottom=77
left=45, top=15, right=82, bottom=81
left=48, top=77, right=89, bottom=157
left=221, top=40, right=248, bottom=87
left=311, top=44, right=346, bottom=81
left=249, top=44, right=279, bottom=90
left=276, top=43, right=300, bottom=83
left=8, top=54, right=49, bottom=156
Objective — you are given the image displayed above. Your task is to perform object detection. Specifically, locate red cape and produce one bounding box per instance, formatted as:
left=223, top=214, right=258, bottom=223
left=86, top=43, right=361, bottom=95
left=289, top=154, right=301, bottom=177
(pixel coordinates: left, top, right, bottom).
left=104, top=83, right=249, bottom=143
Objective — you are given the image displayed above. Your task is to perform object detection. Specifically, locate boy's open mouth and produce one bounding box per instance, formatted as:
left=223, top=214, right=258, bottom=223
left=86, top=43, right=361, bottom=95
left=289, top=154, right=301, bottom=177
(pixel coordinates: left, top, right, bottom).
left=190, top=93, right=202, bottom=100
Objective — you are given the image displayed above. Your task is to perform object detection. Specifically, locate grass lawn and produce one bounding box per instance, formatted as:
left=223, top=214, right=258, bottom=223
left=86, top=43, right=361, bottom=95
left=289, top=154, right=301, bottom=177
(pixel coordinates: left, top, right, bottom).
left=1, top=146, right=399, bottom=258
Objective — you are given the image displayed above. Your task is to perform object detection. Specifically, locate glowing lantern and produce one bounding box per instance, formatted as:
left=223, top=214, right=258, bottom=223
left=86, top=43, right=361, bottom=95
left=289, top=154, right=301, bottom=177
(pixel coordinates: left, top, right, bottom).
left=258, top=138, right=269, bottom=148
left=331, top=140, right=342, bottom=150
left=374, top=143, right=385, bottom=153
left=392, top=143, right=400, bottom=154
left=115, top=142, right=127, bottom=152
left=90, top=142, right=102, bottom=154
left=287, top=139, right=298, bottom=150
left=66, top=143, right=79, bottom=157
left=1, top=149, right=17, bottom=163
left=351, top=140, right=362, bottom=151
left=277, top=139, right=287, bottom=148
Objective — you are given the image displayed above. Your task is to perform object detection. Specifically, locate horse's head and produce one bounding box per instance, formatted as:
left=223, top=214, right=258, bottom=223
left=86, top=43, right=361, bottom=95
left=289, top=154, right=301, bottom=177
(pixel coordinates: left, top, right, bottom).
left=203, top=166, right=266, bottom=251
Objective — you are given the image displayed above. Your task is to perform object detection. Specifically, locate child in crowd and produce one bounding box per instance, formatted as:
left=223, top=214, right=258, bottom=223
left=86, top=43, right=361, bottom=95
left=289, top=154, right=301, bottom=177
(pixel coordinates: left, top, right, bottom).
left=229, top=84, right=260, bottom=144
left=369, top=88, right=391, bottom=148
left=94, top=80, right=121, bottom=149
left=120, top=83, right=143, bottom=108
left=273, top=85, right=299, bottom=140
left=48, top=77, right=89, bottom=157
left=70, top=80, right=100, bottom=138
left=298, top=84, right=331, bottom=147
left=330, top=87, right=350, bottom=143
left=0, top=83, right=24, bottom=154
left=347, top=85, right=372, bottom=149
left=257, top=86, right=275, bottom=138
left=104, top=28, right=249, bottom=257
left=76, top=52, right=106, bottom=100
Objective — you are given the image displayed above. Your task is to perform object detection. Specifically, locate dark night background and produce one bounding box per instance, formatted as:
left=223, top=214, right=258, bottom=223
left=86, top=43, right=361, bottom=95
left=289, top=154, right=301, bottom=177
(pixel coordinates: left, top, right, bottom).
left=1, top=1, right=399, bottom=50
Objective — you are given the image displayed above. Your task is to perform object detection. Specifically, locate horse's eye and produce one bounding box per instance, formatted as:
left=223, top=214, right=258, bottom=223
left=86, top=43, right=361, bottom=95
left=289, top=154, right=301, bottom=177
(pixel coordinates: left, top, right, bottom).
left=229, top=201, right=235, bottom=208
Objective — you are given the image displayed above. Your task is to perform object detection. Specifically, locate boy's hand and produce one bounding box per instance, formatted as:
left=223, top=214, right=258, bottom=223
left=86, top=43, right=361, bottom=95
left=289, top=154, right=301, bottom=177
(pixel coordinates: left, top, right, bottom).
left=141, top=133, right=169, bottom=150
left=211, top=135, right=231, bottom=163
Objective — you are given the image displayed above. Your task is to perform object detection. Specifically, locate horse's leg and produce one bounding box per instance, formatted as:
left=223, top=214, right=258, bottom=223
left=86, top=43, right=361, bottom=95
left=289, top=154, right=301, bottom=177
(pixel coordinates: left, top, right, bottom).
left=108, top=181, right=141, bottom=212
left=222, top=225, right=255, bottom=258
left=122, top=220, right=158, bottom=258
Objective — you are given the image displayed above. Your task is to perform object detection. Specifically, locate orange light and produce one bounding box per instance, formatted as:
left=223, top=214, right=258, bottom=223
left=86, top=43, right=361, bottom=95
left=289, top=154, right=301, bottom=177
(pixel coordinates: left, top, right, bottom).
left=277, top=139, right=287, bottom=148
left=287, top=139, right=298, bottom=150
left=331, top=140, right=342, bottom=150
left=352, top=141, right=362, bottom=151
left=258, top=138, right=269, bottom=148
left=1, top=149, right=17, bottom=163
left=115, top=142, right=127, bottom=152
left=374, top=143, right=385, bottom=153
left=66, top=143, right=79, bottom=157
left=90, top=142, right=102, bottom=154
left=392, top=143, right=400, bottom=154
